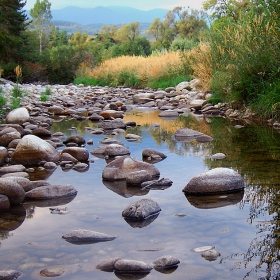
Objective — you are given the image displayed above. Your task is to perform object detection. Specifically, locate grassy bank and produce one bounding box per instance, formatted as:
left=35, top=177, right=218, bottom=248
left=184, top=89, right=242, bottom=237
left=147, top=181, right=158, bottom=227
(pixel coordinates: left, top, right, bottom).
left=74, top=51, right=191, bottom=89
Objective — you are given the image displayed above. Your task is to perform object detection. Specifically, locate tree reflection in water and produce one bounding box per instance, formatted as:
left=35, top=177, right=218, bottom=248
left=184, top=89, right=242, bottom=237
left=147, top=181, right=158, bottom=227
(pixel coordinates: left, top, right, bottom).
left=125, top=110, right=280, bottom=279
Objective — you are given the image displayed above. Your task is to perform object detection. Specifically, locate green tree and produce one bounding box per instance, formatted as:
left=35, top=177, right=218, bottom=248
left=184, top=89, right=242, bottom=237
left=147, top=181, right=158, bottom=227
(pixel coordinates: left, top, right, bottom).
left=115, top=22, right=140, bottom=43
left=0, top=0, right=28, bottom=63
left=30, top=0, right=52, bottom=53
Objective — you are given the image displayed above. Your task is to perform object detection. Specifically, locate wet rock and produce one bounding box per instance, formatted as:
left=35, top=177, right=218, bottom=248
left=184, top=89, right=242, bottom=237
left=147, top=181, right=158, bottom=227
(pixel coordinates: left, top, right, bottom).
left=26, top=180, right=51, bottom=192
left=102, top=156, right=160, bottom=181
left=0, top=194, right=10, bottom=210
left=11, top=135, right=60, bottom=166
left=0, top=147, right=8, bottom=165
left=141, top=178, right=173, bottom=190
left=3, top=177, right=30, bottom=192
left=152, top=255, right=180, bottom=268
left=61, top=147, right=89, bottom=162
left=114, top=259, right=153, bottom=273
left=122, top=198, right=161, bottom=221
left=62, top=229, right=117, bottom=244
left=0, top=178, right=25, bottom=204
left=100, top=110, right=124, bottom=119
left=189, top=99, right=205, bottom=110
left=125, top=134, right=142, bottom=141
left=0, top=130, right=21, bottom=147
left=158, top=110, right=179, bottom=118
left=183, top=168, right=244, bottom=194
left=40, top=266, right=66, bottom=277
left=48, top=105, right=64, bottom=115
left=60, top=152, right=78, bottom=164
left=176, top=81, right=191, bottom=91
left=201, top=248, right=221, bottom=261
left=44, top=162, right=57, bottom=170
left=99, top=138, right=123, bottom=145
left=88, top=113, right=104, bottom=121
left=6, top=107, right=30, bottom=124
left=211, top=153, right=226, bottom=160
left=63, top=135, right=86, bottom=146
left=32, top=127, right=52, bottom=137
left=96, top=257, right=121, bottom=272
left=98, top=119, right=126, bottom=130
left=1, top=172, right=29, bottom=179
left=126, top=170, right=152, bottom=185
left=8, top=139, right=21, bottom=149
left=142, top=148, right=167, bottom=160
left=133, top=92, right=155, bottom=104
left=73, top=163, right=89, bottom=171
left=0, top=270, right=22, bottom=280
left=91, top=144, right=130, bottom=157
left=0, top=165, right=25, bottom=175
left=25, top=184, right=77, bottom=200
left=174, top=128, right=204, bottom=141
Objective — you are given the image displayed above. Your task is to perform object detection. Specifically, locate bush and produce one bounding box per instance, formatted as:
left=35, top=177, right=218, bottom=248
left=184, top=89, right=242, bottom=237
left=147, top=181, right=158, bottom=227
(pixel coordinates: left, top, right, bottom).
left=170, top=37, right=198, bottom=52
left=0, top=87, right=7, bottom=109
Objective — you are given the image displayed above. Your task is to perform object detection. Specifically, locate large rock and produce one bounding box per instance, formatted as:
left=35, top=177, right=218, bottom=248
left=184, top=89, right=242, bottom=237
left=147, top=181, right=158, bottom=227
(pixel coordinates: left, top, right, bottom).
left=61, top=147, right=89, bottom=162
left=102, top=156, right=160, bottom=181
left=25, top=184, right=77, bottom=200
left=183, top=168, right=244, bottom=194
left=189, top=99, right=205, bottom=110
left=133, top=92, right=155, bottom=104
left=142, top=148, right=167, bottom=160
left=122, top=198, right=161, bottom=221
left=126, top=170, right=152, bottom=185
left=6, top=107, right=30, bottom=124
left=0, top=178, right=25, bottom=204
left=62, top=229, right=117, bottom=244
left=63, top=135, right=86, bottom=146
left=11, top=135, right=60, bottom=166
left=0, top=194, right=10, bottom=210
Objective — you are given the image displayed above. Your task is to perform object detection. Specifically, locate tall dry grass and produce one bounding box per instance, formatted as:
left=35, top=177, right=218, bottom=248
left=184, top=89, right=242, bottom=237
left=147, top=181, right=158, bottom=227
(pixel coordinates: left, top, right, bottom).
left=79, top=51, right=184, bottom=85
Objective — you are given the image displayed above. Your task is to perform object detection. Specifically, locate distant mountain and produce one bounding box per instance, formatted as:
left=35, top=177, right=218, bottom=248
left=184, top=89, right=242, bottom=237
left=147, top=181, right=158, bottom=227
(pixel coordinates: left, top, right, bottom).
left=50, top=6, right=168, bottom=25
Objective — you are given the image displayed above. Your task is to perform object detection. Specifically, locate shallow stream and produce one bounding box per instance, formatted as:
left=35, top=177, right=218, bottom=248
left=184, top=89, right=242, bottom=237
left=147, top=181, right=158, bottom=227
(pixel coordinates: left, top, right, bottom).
left=0, top=109, right=280, bottom=280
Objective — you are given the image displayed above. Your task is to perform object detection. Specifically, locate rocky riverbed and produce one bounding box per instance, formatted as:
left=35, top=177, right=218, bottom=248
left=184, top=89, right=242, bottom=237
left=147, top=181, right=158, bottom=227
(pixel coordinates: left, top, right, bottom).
left=0, top=78, right=273, bottom=279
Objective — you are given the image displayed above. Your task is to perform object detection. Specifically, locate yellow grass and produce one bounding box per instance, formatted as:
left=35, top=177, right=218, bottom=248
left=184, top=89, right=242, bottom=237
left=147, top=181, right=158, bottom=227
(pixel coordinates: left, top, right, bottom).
left=82, top=52, right=183, bottom=82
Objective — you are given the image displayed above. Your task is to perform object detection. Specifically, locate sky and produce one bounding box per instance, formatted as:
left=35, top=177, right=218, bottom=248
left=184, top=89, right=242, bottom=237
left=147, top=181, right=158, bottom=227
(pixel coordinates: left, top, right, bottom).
left=25, top=0, right=205, bottom=11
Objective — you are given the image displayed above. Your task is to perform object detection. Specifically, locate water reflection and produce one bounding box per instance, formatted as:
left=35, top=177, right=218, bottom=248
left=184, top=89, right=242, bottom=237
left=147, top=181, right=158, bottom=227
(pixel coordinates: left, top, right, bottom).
left=185, top=191, right=244, bottom=209
left=0, top=205, right=26, bottom=237
left=102, top=180, right=149, bottom=198
left=123, top=213, right=160, bottom=228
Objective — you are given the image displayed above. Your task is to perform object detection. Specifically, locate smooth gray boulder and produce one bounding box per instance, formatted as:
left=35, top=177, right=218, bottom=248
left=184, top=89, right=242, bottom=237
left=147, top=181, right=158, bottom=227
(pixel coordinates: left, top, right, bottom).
left=6, top=107, right=30, bottom=124
left=25, top=184, right=77, bottom=200
left=11, top=135, right=60, bottom=166
left=62, top=229, right=117, bottom=244
left=183, top=168, right=244, bottom=194
left=0, top=130, right=21, bottom=147
left=122, top=198, right=161, bottom=221
left=152, top=255, right=180, bottom=268
left=102, top=156, right=160, bottom=181
left=125, top=134, right=142, bottom=141
left=0, top=164, right=25, bottom=175
left=0, top=178, right=25, bottom=204
left=114, top=259, right=153, bottom=273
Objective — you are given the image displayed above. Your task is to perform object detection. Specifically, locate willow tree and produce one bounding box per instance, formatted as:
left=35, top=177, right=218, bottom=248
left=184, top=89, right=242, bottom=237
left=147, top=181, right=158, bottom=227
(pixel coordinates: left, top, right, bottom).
left=30, top=0, right=52, bottom=53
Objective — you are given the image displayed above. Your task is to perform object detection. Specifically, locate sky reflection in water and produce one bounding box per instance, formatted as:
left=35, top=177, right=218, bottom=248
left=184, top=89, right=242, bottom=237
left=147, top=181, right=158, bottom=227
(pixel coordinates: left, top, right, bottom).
left=0, top=110, right=280, bottom=280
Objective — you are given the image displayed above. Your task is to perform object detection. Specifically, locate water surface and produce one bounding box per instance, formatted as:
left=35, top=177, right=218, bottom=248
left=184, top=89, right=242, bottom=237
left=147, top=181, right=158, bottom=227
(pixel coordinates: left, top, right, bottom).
left=0, top=110, right=280, bottom=280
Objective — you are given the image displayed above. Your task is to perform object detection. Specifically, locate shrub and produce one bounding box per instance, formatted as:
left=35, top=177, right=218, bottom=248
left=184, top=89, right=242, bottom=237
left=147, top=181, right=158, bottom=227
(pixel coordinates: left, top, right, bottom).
left=0, top=87, right=7, bottom=108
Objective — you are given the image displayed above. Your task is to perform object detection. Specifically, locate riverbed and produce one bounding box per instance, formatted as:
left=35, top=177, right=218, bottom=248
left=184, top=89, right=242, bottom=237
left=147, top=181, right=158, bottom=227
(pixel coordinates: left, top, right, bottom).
left=0, top=109, right=279, bottom=280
